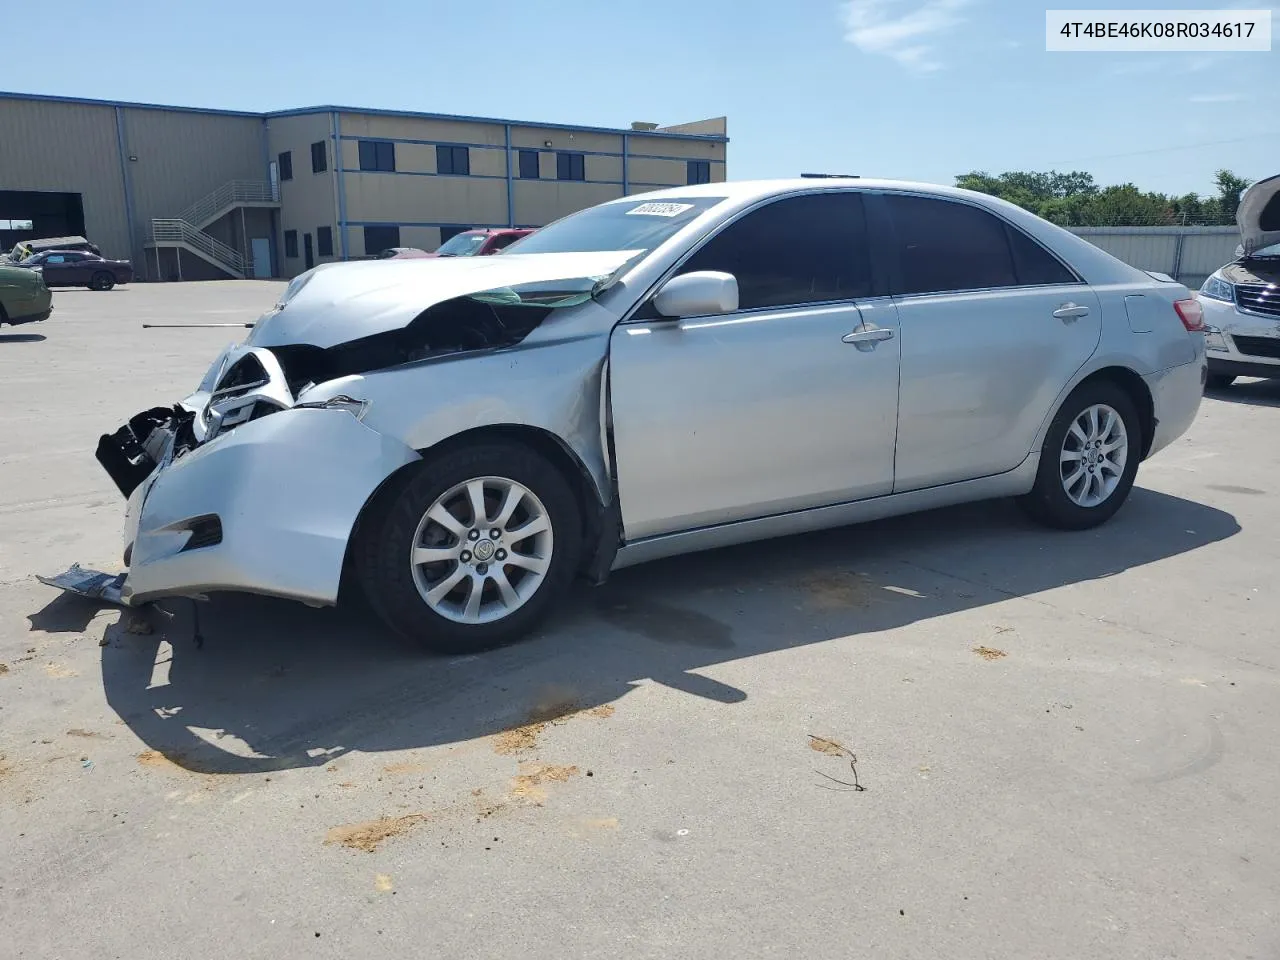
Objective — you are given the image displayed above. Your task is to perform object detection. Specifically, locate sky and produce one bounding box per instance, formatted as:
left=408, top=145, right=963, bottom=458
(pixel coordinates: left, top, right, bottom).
left=4, top=0, right=1277, bottom=197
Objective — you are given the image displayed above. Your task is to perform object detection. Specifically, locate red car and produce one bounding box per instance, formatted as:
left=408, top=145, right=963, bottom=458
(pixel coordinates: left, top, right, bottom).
left=392, top=228, right=535, bottom=260
left=20, top=250, right=134, bottom=290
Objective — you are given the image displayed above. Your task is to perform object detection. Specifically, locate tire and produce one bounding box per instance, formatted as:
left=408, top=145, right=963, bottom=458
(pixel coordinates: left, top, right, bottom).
left=1205, top=373, right=1236, bottom=390
left=1017, top=380, right=1142, bottom=531
left=89, top=271, right=115, bottom=291
left=354, top=442, right=582, bottom=654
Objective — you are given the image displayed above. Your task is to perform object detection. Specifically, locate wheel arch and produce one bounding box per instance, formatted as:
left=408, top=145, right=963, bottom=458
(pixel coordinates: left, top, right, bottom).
left=1035, top=363, right=1156, bottom=462
left=341, top=423, right=610, bottom=600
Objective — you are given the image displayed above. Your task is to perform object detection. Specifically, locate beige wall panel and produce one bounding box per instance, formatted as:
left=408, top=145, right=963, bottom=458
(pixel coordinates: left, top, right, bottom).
left=0, top=99, right=131, bottom=258
left=587, top=155, right=623, bottom=182
left=509, top=126, right=621, bottom=155
left=339, top=113, right=506, bottom=147
left=627, top=157, right=686, bottom=186
left=394, top=143, right=437, bottom=175
left=513, top=181, right=623, bottom=226
left=123, top=108, right=264, bottom=227
left=468, top=148, right=508, bottom=178
left=344, top=174, right=508, bottom=226
left=628, top=134, right=726, bottom=162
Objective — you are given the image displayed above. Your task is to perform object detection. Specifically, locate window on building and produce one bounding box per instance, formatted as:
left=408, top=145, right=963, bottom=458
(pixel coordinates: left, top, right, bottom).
left=556, top=152, right=585, bottom=181
left=436, top=145, right=471, bottom=176
left=678, top=192, right=873, bottom=310
left=518, top=149, right=540, bottom=179
left=278, top=151, right=293, bottom=181
left=316, top=226, right=333, bottom=257
left=363, top=225, right=400, bottom=256
left=358, top=140, right=396, bottom=172
left=687, top=160, right=712, bottom=185
left=311, top=141, right=327, bottom=174
left=283, top=229, right=299, bottom=258
left=882, top=194, right=1019, bottom=295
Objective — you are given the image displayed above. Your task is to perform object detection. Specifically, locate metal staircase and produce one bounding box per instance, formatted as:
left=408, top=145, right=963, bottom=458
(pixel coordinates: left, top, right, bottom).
left=145, top=180, right=279, bottom=280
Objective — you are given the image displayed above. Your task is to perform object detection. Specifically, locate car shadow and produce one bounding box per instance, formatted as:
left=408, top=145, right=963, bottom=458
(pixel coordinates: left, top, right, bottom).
left=0, top=333, right=47, bottom=343
left=1208, top=378, right=1280, bottom=407
left=25, top=487, right=1238, bottom=776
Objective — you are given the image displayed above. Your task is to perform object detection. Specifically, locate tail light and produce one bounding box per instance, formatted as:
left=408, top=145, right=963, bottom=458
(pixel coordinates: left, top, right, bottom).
left=1174, top=298, right=1204, bottom=333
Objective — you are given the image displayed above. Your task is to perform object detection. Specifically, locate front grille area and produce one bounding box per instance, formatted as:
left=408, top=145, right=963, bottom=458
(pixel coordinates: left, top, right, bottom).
left=1232, top=335, right=1280, bottom=360
left=1236, top=283, right=1280, bottom=319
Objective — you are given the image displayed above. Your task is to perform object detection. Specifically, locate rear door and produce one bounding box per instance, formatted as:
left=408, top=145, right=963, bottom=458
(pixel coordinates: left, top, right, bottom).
left=878, top=192, right=1102, bottom=492
left=609, top=190, right=901, bottom=541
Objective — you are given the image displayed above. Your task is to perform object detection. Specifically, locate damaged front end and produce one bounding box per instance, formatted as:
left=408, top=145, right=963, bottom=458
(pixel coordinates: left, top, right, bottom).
left=92, top=252, right=631, bottom=609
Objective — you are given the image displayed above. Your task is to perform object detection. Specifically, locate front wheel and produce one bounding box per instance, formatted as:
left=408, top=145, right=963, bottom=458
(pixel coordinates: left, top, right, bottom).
left=89, top=271, right=115, bottom=291
left=1017, top=381, right=1142, bottom=531
left=354, top=443, right=582, bottom=654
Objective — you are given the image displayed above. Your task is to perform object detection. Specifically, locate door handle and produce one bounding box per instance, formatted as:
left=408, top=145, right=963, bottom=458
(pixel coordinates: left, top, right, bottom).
left=1053, top=302, right=1090, bottom=322
left=841, top=327, right=895, bottom=345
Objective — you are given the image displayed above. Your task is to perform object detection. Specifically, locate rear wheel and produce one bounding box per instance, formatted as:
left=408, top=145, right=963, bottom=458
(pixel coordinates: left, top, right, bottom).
left=354, top=443, right=582, bottom=654
left=89, top=271, right=115, bottom=291
left=1205, top=373, right=1236, bottom=390
left=1018, top=380, right=1141, bottom=530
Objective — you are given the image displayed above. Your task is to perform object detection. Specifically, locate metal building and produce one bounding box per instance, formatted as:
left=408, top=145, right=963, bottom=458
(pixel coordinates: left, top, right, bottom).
left=0, top=92, right=728, bottom=280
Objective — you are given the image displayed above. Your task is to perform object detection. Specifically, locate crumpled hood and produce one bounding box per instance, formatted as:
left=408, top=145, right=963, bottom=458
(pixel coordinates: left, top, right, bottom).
left=1220, top=259, right=1280, bottom=286
left=247, top=250, right=640, bottom=349
left=1237, top=173, right=1280, bottom=256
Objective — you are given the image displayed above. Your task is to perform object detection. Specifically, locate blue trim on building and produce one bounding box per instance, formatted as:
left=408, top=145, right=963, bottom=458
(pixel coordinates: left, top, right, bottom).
left=112, top=106, right=138, bottom=269
left=340, top=168, right=508, bottom=181
left=622, top=133, right=629, bottom=195
left=332, top=112, right=350, bottom=260
left=504, top=124, right=514, bottom=228
left=334, top=134, right=722, bottom=166
left=0, top=89, right=263, bottom=118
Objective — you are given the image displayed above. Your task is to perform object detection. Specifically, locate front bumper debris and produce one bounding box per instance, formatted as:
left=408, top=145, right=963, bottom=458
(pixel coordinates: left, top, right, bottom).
left=37, top=564, right=127, bottom=605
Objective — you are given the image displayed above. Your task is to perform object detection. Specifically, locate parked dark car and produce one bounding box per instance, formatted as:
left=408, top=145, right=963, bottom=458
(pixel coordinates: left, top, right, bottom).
left=20, top=250, right=133, bottom=290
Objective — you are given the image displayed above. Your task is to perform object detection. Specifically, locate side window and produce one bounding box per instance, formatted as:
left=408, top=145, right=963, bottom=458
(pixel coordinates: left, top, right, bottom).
left=517, top=149, right=540, bottom=179
left=677, top=192, right=873, bottom=310
left=1006, top=226, right=1076, bottom=285
left=487, top=234, right=518, bottom=252
left=883, top=194, right=1016, bottom=295
left=278, top=151, right=293, bottom=182
left=47, top=254, right=67, bottom=263
left=283, top=230, right=298, bottom=259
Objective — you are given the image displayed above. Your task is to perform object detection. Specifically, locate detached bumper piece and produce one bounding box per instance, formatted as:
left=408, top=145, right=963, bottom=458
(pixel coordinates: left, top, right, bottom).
left=37, top=564, right=127, bottom=605
left=96, top=406, right=193, bottom=498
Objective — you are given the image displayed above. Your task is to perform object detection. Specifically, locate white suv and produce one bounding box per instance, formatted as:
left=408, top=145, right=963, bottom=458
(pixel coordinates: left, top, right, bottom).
left=1198, top=174, right=1280, bottom=388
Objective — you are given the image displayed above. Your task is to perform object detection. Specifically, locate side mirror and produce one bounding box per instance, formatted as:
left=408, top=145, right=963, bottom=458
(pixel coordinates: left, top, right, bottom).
left=653, top=271, right=739, bottom=318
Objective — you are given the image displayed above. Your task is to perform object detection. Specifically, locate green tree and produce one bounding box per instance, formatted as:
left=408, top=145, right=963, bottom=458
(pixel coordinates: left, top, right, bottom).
left=1213, top=169, right=1252, bottom=217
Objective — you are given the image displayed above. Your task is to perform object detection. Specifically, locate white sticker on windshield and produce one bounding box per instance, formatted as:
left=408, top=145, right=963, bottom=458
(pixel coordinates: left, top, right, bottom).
left=626, top=202, right=696, bottom=218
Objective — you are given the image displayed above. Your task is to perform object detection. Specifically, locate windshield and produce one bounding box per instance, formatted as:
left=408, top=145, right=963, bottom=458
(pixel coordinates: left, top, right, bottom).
left=436, top=232, right=489, bottom=257
left=1247, top=242, right=1280, bottom=259
left=503, top=196, right=727, bottom=257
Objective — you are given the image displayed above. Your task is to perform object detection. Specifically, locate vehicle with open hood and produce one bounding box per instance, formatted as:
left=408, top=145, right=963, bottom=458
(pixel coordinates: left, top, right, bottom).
left=94, top=179, right=1207, bottom=653
left=1197, top=174, right=1280, bottom=388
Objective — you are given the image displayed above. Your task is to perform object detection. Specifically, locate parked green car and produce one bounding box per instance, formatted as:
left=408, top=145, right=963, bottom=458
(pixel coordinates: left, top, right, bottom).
left=0, top=263, right=52, bottom=327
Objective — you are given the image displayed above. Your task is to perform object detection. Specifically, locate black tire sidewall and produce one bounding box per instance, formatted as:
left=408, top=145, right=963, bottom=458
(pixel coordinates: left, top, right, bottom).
left=1022, top=381, right=1142, bottom=530
left=91, top=272, right=114, bottom=291
left=356, top=443, right=583, bottom=654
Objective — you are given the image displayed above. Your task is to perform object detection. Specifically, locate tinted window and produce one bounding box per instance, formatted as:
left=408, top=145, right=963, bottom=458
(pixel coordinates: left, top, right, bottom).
left=677, top=192, right=873, bottom=310
left=884, top=194, right=1016, bottom=294
left=311, top=141, right=327, bottom=174
left=557, top=152, right=585, bottom=181
left=358, top=140, right=395, bottom=172
left=278, top=151, right=293, bottom=181
left=436, top=145, right=470, bottom=176
left=283, top=230, right=298, bottom=259
left=1006, top=226, right=1075, bottom=285
left=687, top=160, right=711, bottom=185
left=363, top=225, right=400, bottom=254
left=316, top=226, right=333, bottom=257
left=487, top=233, right=520, bottom=252
left=518, top=149, right=539, bottom=179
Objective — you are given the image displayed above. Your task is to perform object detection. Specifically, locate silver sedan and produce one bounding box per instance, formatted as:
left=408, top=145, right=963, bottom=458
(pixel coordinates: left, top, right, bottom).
left=96, top=179, right=1207, bottom=652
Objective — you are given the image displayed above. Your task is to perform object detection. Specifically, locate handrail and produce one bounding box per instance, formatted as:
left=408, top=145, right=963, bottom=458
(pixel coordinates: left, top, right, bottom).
left=176, top=180, right=278, bottom=229
left=150, top=219, right=245, bottom=275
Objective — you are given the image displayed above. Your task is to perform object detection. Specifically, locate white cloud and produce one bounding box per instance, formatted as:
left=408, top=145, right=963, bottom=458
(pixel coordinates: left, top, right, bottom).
left=841, top=0, right=974, bottom=74
left=1189, top=92, right=1248, bottom=103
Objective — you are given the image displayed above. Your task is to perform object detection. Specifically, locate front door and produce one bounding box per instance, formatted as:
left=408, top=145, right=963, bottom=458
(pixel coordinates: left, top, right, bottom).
left=609, top=191, right=901, bottom=542
left=303, top=233, right=314, bottom=270
left=250, top=238, right=272, bottom=279
left=878, top=192, right=1103, bottom=492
